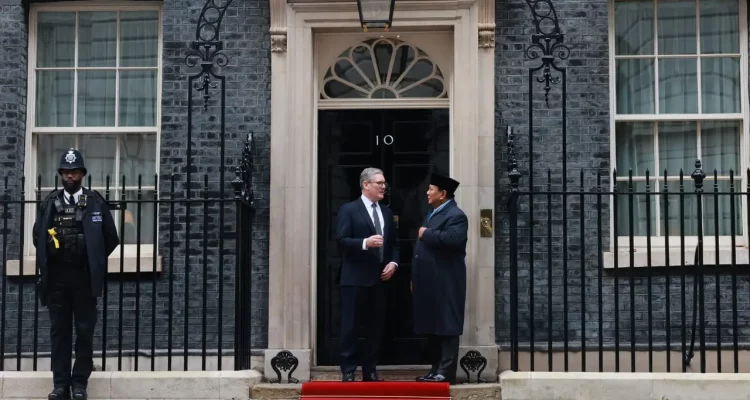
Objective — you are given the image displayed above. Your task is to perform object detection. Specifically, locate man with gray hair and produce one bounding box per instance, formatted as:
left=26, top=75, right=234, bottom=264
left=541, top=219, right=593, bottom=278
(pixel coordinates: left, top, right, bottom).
left=336, top=167, right=399, bottom=382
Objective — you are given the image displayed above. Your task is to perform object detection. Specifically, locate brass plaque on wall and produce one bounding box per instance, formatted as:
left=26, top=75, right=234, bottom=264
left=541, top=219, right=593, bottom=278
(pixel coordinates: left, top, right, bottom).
left=480, top=209, right=493, bottom=237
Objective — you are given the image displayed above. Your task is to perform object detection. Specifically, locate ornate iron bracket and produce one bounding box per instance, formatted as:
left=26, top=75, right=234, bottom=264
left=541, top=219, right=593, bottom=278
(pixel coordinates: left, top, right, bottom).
left=185, top=0, right=234, bottom=111
left=269, top=350, right=299, bottom=384
left=524, top=0, right=571, bottom=104
left=232, top=132, right=255, bottom=208
left=459, top=350, right=488, bottom=384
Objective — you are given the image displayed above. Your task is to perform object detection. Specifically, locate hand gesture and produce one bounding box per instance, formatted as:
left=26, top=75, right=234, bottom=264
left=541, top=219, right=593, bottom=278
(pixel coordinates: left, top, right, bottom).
left=381, top=262, right=397, bottom=281
left=366, top=235, right=384, bottom=248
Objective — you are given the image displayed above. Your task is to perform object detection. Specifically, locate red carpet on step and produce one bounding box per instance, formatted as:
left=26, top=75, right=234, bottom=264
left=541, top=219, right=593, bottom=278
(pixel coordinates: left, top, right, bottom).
left=300, top=381, right=451, bottom=400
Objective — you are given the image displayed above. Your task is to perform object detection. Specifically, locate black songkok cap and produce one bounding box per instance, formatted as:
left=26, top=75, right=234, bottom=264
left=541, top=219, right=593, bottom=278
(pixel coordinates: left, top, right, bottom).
left=429, top=172, right=460, bottom=196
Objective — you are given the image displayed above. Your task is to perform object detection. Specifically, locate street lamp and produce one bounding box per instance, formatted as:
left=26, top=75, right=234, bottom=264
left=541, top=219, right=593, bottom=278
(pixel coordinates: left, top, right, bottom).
left=356, top=0, right=396, bottom=31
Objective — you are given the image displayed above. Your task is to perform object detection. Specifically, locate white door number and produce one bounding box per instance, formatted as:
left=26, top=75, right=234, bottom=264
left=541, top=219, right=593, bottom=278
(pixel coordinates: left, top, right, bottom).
left=376, top=135, right=394, bottom=146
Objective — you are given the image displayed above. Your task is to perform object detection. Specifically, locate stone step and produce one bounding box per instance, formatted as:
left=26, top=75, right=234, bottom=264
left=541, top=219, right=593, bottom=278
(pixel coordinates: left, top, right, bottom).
left=252, top=382, right=502, bottom=400
left=310, top=365, right=432, bottom=381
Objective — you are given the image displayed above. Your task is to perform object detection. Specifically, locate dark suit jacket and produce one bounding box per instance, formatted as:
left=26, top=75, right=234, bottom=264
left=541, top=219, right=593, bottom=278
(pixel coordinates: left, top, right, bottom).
left=33, top=188, right=120, bottom=302
left=336, top=197, right=399, bottom=287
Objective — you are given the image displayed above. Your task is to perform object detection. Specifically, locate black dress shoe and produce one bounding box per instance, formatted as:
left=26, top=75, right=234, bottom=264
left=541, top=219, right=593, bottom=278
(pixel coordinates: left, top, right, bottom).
left=342, top=372, right=355, bottom=382
left=71, top=385, right=87, bottom=400
left=363, top=372, right=384, bottom=382
left=423, top=373, right=449, bottom=383
left=48, top=386, right=70, bottom=400
left=416, top=372, right=436, bottom=382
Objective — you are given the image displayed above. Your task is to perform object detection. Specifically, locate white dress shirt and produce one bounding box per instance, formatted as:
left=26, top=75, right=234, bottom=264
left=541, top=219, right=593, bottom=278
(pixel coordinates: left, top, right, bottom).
left=361, top=195, right=384, bottom=250
left=63, top=188, right=83, bottom=205
left=359, top=195, right=397, bottom=268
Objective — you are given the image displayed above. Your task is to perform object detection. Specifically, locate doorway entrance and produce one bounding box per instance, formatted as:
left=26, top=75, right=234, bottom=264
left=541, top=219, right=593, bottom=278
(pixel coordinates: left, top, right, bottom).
left=316, top=108, right=449, bottom=366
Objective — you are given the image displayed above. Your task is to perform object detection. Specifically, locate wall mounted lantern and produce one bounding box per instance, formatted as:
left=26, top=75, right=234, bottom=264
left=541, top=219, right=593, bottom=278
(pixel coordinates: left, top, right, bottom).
left=356, top=0, right=395, bottom=31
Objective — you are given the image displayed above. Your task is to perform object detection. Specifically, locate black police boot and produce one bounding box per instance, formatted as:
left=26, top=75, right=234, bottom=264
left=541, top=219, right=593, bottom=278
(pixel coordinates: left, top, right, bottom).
left=48, top=386, right=70, bottom=400
left=71, top=385, right=87, bottom=400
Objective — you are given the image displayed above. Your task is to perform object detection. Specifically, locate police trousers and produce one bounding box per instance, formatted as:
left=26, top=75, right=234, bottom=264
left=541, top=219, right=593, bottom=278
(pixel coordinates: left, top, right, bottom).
left=47, top=266, right=98, bottom=388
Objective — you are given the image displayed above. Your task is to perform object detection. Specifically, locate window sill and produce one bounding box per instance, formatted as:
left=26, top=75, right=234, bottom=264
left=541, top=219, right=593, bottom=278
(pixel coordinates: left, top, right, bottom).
left=603, top=248, right=750, bottom=269
left=5, top=255, right=162, bottom=276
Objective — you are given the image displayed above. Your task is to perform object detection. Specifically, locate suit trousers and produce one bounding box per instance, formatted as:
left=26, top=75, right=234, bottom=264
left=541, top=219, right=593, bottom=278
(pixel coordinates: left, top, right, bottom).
left=426, top=334, right=459, bottom=382
left=339, top=284, right=387, bottom=375
left=47, top=266, right=98, bottom=388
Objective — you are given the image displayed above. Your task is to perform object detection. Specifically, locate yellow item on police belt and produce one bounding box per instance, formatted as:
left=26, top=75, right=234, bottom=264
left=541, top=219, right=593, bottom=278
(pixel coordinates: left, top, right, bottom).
left=47, top=228, right=60, bottom=249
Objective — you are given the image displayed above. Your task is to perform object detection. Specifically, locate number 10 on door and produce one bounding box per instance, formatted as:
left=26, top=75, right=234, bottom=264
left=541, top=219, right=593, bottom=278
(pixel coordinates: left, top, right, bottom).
left=376, top=135, right=394, bottom=146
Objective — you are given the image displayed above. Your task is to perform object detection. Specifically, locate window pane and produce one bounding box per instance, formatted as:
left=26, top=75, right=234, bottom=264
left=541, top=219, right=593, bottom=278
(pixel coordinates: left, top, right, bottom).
left=616, top=59, right=655, bottom=114
left=120, top=71, right=157, bottom=127
left=79, top=136, right=117, bottom=188
left=704, top=180, right=743, bottom=235
left=36, top=71, right=74, bottom=127
left=120, top=134, right=157, bottom=187
left=658, top=58, right=698, bottom=113
left=700, top=0, right=739, bottom=54
left=37, top=12, right=75, bottom=68
left=78, top=12, right=116, bottom=68
left=616, top=181, right=657, bottom=236
left=615, top=0, right=654, bottom=55
left=37, top=134, right=77, bottom=188
left=658, top=121, right=697, bottom=175
left=119, top=190, right=156, bottom=245
left=616, top=122, right=654, bottom=176
left=660, top=180, right=699, bottom=236
left=701, top=57, right=740, bottom=113
left=77, top=71, right=116, bottom=127
left=120, top=11, right=160, bottom=67
left=657, top=0, right=696, bottom=55
left=700, top=121, right=739, bottom=175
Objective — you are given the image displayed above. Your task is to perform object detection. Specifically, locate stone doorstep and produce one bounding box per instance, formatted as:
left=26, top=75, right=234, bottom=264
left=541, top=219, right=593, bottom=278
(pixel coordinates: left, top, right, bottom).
left=500, top=371, right=750, bottom=400
left=0, top=370, right=263, bottom=400
left=251, top=383, right=501, bottom=400
left=308, top=365, right=497, bottom=383
left=309, top=365, right=432, bottom=381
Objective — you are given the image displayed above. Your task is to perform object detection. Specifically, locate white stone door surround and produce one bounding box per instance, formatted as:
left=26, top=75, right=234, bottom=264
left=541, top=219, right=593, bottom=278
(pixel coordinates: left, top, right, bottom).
left=266, top=0, right=497, bottom=382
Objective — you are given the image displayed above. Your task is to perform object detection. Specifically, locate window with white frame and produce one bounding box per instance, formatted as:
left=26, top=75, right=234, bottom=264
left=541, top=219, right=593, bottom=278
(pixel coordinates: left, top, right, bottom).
left=27, top=5, right=161, bottom=254
left=611, top=0, right=746, bottom=244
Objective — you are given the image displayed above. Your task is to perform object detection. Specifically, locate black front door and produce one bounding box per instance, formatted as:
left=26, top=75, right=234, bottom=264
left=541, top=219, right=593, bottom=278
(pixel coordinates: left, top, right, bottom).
left=316, top=108, right=449, bottom=366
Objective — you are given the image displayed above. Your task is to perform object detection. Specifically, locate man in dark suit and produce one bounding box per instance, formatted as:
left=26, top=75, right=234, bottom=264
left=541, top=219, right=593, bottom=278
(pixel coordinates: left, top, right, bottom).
left=412, top=173, right=468, bottom=384
left=336, top=167, right=399, bottom=382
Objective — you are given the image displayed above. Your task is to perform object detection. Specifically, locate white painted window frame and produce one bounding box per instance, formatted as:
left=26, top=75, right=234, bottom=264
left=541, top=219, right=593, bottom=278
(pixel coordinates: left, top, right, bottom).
left=608, top=0, right=750, bottom=252
left=21, top=1, right=163, bottom=269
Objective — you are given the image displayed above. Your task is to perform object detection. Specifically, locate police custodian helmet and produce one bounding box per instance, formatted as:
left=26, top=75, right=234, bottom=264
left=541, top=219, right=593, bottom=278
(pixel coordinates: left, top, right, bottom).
left=58, top=148, right=87, bottom=176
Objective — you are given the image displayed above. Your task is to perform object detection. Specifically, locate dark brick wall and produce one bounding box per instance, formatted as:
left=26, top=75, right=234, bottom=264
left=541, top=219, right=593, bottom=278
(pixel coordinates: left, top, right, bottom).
left=495, top=0, right=750, bottom=357
left=0, top=0, right=32, bottom=357
left=156, top=0, right=270, bottom=353
left=494, top=0, right=613, bottom=348
left=1, top=0, right=270, bottom=359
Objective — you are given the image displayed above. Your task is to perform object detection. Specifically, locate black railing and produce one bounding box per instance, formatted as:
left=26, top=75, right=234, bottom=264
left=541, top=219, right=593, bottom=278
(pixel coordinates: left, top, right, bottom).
left=506, top=150, right=750, bottom=373
left=0, top=170, right=254, bottom=371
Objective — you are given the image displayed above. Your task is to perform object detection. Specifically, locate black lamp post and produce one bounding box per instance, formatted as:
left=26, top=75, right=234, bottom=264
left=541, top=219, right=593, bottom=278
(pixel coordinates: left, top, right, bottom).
left=356, top=0, right=396, bottom=31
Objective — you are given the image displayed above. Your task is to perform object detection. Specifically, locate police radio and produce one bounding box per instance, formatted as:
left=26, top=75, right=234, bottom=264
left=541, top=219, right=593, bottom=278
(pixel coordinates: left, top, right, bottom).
left=75, top=194, right=87, bottom=222
left=53, top=197, right=63, bottom=213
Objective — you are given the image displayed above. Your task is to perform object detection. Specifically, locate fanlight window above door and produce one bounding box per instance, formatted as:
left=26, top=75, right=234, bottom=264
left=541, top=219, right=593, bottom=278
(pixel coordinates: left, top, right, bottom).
left=321, top=38, right=447, bottom=99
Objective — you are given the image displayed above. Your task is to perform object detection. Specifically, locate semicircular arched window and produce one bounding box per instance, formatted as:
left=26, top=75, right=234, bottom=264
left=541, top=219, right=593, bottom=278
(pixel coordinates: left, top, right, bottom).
left=321, top=38, right=447, bottom=100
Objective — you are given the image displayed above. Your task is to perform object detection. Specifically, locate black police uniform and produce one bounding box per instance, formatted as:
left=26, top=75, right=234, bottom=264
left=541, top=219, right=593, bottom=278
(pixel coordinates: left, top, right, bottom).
left=33, top=149, right=119, bottom=400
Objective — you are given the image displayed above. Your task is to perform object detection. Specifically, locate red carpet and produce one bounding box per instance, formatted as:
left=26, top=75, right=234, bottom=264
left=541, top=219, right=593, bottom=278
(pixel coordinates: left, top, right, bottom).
left=300, top=381, right=451, bottom=400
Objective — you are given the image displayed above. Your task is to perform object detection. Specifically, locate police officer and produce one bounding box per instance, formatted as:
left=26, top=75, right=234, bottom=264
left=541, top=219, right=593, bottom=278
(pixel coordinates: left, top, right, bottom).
left=33, top=149, right=119, bottom=400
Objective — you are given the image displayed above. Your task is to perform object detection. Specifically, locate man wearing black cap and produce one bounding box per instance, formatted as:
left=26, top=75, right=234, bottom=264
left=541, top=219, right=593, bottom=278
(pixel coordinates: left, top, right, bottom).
left=412, top=172, right=468, bottom=384
left=33, top=148, right=119, bottom=400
